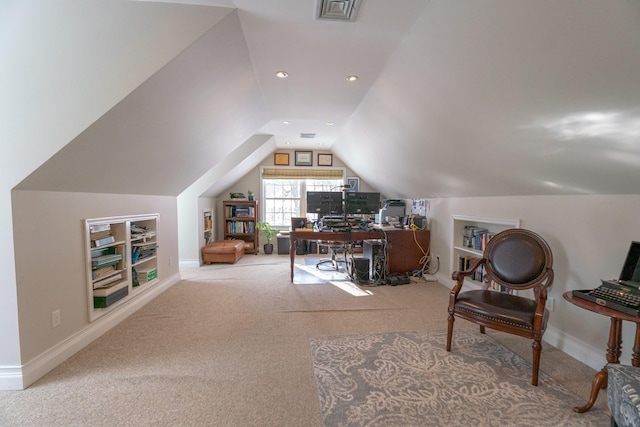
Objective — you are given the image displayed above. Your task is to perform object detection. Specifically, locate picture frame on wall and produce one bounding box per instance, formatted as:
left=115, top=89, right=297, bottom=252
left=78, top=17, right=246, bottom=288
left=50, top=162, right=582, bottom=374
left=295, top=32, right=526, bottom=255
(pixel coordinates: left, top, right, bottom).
left=274, top=152, right=289, bottom=166
left=317, top=153, right=333, bottom=166
left=347, top=177, right=360, bottom=192
left=295, top=151, right=313, bottom=166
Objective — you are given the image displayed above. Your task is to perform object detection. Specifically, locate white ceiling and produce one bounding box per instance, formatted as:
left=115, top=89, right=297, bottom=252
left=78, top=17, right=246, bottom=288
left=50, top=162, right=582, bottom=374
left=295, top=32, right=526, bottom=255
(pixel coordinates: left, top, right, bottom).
left=13, top=0, right=640, bottom=198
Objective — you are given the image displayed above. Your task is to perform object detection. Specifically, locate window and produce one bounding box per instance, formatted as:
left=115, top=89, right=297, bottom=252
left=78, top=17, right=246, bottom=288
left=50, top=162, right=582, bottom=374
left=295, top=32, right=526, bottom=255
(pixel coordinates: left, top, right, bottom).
left=262, top=178, right=343, bottom=228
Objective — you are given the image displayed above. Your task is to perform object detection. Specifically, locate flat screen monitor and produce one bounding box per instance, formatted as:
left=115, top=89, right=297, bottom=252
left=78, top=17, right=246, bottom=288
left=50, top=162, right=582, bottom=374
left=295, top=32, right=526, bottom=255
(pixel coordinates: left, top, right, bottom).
left=345, top=192, right=380, bottom=215
left=306, top=192, right=343, bottom=216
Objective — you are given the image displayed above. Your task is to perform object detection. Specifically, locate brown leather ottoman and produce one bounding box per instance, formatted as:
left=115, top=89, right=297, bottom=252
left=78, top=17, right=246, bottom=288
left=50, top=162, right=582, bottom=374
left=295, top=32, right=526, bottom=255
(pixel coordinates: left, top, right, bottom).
left=202, top=240, right=245, bottom=264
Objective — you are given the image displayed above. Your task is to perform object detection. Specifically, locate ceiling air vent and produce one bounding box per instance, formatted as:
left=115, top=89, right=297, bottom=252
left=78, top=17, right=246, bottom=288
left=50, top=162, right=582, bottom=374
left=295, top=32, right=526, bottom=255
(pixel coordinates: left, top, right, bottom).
left=316, top=0, right=361, bottom=22
left=300, top=133, right=316, bottom=139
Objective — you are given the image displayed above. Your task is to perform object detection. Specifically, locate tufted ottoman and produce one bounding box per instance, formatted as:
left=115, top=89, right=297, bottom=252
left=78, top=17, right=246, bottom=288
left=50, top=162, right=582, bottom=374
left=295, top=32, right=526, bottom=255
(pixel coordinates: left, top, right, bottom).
left=202, top=240, right=245, bottom=264
left=607, top=364, right=640, bottom=427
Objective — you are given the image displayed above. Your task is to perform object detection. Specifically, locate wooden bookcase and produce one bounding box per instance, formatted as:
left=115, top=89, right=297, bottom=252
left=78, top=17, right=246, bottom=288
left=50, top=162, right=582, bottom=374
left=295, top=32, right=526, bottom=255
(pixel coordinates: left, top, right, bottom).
left=450, top=215, right=520, bottom=289
left=84, top=214, right=159, bottom=321
left=223, top=200, right=259, bottom=254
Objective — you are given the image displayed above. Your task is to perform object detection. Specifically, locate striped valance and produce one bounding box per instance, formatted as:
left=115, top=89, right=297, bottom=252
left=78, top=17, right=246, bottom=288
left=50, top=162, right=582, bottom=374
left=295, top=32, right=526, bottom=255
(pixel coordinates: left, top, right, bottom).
left=262, top=168, right=344, bottom=179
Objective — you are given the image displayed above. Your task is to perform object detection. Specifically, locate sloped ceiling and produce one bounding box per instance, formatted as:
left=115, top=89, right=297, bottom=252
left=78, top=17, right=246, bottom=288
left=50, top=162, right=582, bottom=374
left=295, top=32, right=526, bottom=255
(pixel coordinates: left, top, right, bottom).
left=16, top=9, right=266, bottom=196
left=13, top=0, right=640, bottom=199
left=334, top=0, right=640, bottom=198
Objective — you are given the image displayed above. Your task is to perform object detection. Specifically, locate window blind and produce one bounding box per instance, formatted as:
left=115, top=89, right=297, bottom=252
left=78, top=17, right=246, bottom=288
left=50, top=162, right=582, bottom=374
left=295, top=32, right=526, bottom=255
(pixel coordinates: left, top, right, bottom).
left=261, top=168, right=344, bottom=179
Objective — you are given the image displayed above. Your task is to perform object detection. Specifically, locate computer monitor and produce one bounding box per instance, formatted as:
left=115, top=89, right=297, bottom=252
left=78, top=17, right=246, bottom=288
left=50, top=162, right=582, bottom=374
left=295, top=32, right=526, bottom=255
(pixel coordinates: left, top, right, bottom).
left=306, top=192, right=343, bottom=216
left=345, top=192, right=380, bottom=215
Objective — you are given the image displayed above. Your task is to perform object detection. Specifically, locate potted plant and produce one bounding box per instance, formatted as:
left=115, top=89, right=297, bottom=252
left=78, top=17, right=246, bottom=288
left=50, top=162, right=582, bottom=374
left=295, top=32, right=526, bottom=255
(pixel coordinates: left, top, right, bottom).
left=257, top=222, right=277, bottom=254
left=247, top=190, right=255, bottom=201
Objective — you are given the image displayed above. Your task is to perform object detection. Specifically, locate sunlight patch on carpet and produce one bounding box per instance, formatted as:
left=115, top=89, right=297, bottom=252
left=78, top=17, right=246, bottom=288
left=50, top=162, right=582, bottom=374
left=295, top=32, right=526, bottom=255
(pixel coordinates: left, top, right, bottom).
left=295, top=264, right=350, bottom=281
left=329, top=281, right=372, bottom=296
left=309, top=329, right=610, bottom=427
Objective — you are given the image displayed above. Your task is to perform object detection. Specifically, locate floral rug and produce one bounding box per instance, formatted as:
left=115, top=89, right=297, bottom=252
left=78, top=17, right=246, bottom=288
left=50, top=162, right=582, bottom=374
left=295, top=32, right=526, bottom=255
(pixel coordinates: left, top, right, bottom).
left=309, top=330, right=610, bottom=427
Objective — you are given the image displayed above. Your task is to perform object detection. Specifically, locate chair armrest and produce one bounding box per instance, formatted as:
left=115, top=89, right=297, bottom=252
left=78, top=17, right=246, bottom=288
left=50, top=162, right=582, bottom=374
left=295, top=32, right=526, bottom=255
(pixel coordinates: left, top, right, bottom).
left=450, top=258, right=486, bottom=299
left=451, top=257, right=485, bottom=281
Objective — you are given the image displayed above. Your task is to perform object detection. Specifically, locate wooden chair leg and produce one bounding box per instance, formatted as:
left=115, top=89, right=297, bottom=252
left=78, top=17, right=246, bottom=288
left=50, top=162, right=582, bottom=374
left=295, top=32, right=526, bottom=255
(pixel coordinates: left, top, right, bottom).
left=446, top=314, right=454, bottom=351
left=479, top=325, right=486, bottom=334
left=531, top=339, right=542, bottom=386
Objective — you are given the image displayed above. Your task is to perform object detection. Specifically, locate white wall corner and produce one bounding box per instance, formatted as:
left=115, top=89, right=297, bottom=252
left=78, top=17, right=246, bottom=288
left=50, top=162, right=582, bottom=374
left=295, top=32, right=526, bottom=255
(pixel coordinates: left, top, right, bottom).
left=0, top=272, right=180, bottom=390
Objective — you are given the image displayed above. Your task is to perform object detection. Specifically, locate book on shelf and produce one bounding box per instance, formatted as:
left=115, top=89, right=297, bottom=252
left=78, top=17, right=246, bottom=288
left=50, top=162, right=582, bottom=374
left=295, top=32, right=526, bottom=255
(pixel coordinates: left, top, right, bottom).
left=92, top=235, right=115, bottom=247
left=91, top=253, right=122, bottom=268
left=89, top=224, right=111, bottom=234
left=92, top=265, right=115, bottom=280
left=226, top=221, right=255, bottom=234
left=93, top=272, right=124, bottom=290
left=225, top=205, right=255, bottom=218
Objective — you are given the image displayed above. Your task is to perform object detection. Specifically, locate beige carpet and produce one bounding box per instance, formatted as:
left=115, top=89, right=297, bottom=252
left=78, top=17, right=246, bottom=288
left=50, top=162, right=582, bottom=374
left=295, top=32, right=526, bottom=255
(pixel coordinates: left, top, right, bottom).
left=0, top=254, right=609, bottom=426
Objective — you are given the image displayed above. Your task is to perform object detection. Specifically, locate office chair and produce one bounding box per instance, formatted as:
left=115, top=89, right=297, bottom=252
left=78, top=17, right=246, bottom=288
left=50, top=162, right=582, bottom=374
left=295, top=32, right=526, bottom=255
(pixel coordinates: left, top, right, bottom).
left=446, top=228, right=554, bottom=386
left=316, top=241, right=349, bottom=271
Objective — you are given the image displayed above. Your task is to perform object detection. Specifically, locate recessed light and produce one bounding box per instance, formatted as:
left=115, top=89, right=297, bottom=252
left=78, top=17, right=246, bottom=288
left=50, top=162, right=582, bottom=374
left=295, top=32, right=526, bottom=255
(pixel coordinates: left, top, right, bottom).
left=283, top=121, right=290, bottom=125
left=346, top=75, right=358, bottom=82
left=276, top=71, right=289, bottom=78
left=326, top=122, right=335, bottom=126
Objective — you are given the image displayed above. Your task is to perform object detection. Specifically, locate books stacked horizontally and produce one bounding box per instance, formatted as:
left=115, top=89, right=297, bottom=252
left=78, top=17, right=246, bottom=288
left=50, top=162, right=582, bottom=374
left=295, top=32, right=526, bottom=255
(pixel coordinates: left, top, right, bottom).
left=89, top=223, right=115, bottom=247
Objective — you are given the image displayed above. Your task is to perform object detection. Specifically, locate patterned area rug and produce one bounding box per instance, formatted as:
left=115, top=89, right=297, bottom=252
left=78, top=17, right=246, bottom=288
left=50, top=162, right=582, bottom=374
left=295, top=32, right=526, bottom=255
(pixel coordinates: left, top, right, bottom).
left=309, top=330, right=610, bottom=427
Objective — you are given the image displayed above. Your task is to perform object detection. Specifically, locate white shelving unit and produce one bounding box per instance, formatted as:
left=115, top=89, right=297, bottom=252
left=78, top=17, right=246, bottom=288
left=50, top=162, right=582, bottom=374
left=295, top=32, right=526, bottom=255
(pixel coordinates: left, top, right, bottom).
left=450, top=214, right=520, bottom=288
left=203, top=209, right=213, bottom=245
left=84, top=214, right=159, bottom=321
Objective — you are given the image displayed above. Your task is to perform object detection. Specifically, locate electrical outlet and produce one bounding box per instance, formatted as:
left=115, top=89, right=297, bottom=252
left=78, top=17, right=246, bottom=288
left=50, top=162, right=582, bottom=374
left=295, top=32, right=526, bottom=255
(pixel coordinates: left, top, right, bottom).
left=546, top=297, right=555, bottom=312
left=169, top=256, right=173, bottom=267
left=51, top=309, right=61, bottom=328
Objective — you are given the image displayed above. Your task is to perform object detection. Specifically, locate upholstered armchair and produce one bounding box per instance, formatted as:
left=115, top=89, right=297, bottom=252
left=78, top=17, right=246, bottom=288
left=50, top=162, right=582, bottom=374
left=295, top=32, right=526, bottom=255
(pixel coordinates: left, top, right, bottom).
left=446, top=228, right=554, bottom=386
left=607, top=364, right=640, bottom=427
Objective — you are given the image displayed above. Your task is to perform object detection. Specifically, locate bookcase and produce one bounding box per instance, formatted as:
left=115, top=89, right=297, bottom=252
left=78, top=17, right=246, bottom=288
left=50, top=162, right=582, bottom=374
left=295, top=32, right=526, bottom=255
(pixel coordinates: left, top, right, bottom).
left=84, top=214, right=159, bottom=321
left=203, top=209, right=213, bottom=245
left=450, top=215, right=520, bottom=289
left=223, top=200, right=259, bottom=254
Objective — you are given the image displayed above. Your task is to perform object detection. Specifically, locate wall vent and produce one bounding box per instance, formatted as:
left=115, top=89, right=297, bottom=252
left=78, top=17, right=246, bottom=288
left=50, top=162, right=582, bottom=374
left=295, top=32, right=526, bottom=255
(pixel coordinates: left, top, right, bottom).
left=300, top=133, right=316, bottom=139
left=316, top=0, right=361, bottom=22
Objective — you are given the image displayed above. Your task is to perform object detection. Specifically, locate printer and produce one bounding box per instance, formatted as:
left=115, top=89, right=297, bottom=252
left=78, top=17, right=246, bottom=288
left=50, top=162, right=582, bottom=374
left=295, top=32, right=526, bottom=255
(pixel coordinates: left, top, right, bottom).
left=375, top=199, right=406, bottom=224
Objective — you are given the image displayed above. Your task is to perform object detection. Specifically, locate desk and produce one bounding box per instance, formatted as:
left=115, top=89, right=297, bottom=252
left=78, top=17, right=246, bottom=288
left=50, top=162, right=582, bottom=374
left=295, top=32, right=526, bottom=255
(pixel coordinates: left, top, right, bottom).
left=563, top=291, right=640, bottom=413
left=289, top=230, right=383, bottom=281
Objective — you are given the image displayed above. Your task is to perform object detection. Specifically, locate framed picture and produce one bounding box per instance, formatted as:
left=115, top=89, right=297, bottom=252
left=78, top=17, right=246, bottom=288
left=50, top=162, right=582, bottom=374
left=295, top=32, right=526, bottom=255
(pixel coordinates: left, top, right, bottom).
left=274, top=153, right=289, bottom=166
left=317, top=153, right=333, bottom=166
left=347, top=177, right=360, bottom=192
left=295, top=151, right=313, bottom=166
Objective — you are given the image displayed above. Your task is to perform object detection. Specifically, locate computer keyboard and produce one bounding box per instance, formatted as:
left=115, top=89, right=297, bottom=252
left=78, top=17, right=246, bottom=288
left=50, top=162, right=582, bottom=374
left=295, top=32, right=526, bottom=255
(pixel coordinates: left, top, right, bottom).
left=573, top=285, right=640, bottom=316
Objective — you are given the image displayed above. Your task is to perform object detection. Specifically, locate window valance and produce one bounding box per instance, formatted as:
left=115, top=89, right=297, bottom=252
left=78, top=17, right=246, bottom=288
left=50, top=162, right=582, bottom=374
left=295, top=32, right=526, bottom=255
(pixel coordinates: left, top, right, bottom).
left=261, top=168, right=344, bottom=179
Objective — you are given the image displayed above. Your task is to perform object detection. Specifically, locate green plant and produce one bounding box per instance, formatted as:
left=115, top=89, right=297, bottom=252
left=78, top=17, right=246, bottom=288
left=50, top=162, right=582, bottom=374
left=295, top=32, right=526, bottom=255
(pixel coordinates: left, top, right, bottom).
left=257, top=222, right=277, bottom=242
left=247, top=190, right=254, bottom=198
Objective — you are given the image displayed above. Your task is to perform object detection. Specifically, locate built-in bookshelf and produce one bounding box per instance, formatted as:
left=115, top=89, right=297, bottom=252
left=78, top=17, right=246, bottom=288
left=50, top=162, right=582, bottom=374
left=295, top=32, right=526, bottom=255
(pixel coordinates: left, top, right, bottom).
left=450, top=215, right=520, bottom=290
left=203, top=209, right=213, bottom=245
left=223, top=200, right=258, bottom=254
left=84, top=214, right=159, bottom=321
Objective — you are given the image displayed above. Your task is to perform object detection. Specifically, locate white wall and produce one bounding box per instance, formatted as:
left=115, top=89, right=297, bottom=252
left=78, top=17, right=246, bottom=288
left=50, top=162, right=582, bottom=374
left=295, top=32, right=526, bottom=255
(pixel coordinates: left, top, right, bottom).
left=11, top=190, right=179, bottom=375
left=428, top=194, right=640, bottom=369
left=0, top=0, right=230, bottom=388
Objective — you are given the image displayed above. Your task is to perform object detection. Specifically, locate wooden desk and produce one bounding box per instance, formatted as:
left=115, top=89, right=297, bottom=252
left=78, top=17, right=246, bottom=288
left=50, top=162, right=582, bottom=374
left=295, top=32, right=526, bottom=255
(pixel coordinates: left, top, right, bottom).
left=289, top=229, right=383, bottom=281
left=563, top=291, right=640, bottom=413
left=386, top=230, right=430, bottom=274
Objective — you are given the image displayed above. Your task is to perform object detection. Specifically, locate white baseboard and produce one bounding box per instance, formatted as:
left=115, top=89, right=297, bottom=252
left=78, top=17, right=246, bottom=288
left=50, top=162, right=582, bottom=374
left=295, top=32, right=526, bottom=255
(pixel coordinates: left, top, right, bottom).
left=0, top=272, right=181, bottom=391
left=180, top=259, right=200, bottom=268
left=434, top=272, right=605, bottom=371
